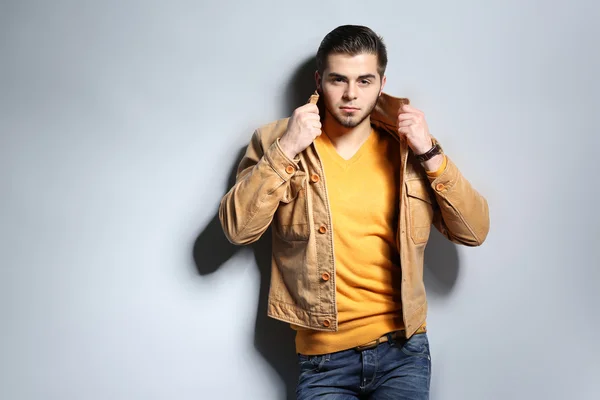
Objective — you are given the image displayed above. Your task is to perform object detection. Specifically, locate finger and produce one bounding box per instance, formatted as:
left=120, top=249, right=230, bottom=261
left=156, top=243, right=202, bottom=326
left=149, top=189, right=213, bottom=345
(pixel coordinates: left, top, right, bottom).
left=397, top=126, right=413, bottom=135
left=398, top=109, right=420, bottom=119
left=398, top=112, right=422, bottom=122
left=397, top=113, right=418, bottom=121
left=300, top=112, right=321, bottom=123
left=397, top=119, right=416, bottom=128
left=300, top=103, right=320, bottom=114
left=294, top=104, right=318, bottom=117
left=401, top=104, right=423, bottom=114
left=305, top=117, right=321, bottom=127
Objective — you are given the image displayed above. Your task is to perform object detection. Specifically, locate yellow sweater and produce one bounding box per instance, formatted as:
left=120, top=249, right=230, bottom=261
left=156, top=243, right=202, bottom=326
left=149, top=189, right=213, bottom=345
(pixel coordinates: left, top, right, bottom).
left=294, top=128, right=404, bottom=355
left=293, top=129, right=445, bottom=355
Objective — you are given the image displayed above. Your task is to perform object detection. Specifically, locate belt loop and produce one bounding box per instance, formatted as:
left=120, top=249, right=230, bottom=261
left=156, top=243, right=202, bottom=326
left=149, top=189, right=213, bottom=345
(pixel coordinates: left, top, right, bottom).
left=386, top=332, right=396, bottom=346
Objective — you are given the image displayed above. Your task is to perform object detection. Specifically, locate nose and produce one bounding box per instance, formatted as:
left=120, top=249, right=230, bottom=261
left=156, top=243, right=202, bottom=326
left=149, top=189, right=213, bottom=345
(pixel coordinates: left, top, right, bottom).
left=343, top=82, right=358, bottom=100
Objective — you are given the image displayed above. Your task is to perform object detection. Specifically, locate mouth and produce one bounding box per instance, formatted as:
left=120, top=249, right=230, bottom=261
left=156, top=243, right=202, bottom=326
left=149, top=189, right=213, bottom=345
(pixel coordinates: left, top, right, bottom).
left=340, top=107, right=360, bottom=112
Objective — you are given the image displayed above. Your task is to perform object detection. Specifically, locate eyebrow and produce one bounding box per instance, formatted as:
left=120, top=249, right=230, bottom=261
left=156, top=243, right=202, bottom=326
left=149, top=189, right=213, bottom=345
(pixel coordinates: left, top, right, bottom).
left=328, top=73, right=377, bottom=80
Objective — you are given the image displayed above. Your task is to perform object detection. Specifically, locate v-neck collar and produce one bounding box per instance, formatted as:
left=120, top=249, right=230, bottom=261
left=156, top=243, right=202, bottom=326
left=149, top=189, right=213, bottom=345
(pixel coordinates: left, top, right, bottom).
left=318, top=129, right=376, bottom=169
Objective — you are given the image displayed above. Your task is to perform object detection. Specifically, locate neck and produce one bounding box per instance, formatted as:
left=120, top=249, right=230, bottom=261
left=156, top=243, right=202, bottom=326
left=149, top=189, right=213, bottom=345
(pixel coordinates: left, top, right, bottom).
left=323, top=112, right=373, bottom=149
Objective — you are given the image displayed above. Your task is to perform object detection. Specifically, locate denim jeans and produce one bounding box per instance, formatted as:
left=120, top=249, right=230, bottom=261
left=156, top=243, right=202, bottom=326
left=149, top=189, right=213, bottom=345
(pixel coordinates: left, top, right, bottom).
left=296, top=332, right=431, bottom=399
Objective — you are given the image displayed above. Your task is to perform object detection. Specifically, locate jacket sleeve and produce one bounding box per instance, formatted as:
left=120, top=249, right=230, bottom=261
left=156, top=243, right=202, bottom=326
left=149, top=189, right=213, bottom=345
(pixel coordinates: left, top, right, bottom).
left=428, top=156, right=490, bottom=246
left=219, top=129, right=300, bottom=245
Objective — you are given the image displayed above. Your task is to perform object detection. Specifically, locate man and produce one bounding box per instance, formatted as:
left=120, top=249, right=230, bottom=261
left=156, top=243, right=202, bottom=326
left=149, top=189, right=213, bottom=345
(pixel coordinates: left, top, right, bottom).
left=219, top=25, right=489, bottom=399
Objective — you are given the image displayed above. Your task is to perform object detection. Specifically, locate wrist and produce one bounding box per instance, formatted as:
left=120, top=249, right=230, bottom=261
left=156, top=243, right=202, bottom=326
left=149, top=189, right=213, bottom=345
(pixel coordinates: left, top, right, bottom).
left=278, top=136, right=298, bottom=160
left=414, top=140, right=442, bottom=163
left=413, top=138, right=434, bottom=156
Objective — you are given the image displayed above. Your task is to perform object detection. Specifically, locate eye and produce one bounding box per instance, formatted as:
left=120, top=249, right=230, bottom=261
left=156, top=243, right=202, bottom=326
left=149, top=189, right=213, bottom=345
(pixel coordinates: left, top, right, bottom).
left=360, top=79, right=371, bottom=85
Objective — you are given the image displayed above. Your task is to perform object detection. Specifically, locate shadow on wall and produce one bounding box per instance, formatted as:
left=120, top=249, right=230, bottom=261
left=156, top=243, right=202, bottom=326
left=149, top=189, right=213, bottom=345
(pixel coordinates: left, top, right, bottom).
left=423, top=228, right=460, bottom=300
left=193, top=55, right=460, bottom=400
left=192, top=56, right=317, bottom=400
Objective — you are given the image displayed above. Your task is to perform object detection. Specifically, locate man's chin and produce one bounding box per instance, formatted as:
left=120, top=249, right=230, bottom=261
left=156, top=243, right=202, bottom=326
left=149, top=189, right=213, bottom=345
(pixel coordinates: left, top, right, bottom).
left=335, top=114, right=365, bottom=129
left=340, top=120, right=359, bottom=128
left=325, top=104, right=374, bottom=129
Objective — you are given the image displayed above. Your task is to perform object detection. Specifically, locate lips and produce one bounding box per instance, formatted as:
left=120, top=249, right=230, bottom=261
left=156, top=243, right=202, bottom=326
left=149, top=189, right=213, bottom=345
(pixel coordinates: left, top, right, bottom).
left=340, top=107, right=359, bottom=111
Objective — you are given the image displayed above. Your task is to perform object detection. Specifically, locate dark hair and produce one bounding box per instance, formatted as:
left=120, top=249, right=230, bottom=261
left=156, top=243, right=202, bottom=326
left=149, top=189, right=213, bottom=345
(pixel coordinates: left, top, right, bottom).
left=316, top=25, right=388, bottom=79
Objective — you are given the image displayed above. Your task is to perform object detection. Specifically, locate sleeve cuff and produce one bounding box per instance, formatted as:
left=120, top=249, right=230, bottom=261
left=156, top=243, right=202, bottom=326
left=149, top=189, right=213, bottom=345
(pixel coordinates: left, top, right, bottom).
left=264, top=138, right=300, bottom=180
left=275, top=138, right=300, bottom=164
left=425, top=155, right=447, bottom=177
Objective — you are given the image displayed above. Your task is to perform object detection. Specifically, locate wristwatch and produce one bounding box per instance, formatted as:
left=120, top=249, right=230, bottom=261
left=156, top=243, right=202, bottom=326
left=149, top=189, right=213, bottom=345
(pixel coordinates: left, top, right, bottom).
left=415, top=141, right=443, bottom=162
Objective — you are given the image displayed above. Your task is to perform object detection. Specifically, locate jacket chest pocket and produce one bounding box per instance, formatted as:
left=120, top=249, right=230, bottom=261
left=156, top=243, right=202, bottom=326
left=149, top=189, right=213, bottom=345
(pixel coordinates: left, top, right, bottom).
left=405, top=179, right=434, bottom=244
left=274, top=180, right=311, bottom=242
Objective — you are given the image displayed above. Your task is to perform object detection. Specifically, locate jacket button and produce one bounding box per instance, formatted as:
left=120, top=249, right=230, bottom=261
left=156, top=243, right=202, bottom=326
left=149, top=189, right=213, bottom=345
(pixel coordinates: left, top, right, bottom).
left=321, top=272, right=330, bottom=281
left=285, top=165, right=295, bottom=174
left=435, top=183, right=445, bottom=191
left=323, top=319, right=331, bottom=327
left=310, top=174, right=320, bottom=183
left=318, top=226, right=327, bottom=234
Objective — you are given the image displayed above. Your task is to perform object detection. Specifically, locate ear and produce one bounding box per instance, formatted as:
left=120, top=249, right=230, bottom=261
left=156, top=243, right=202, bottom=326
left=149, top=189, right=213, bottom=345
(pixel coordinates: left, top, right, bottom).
left=379, top=75, right=387, bottom=96
left=315, top=70, right=322, bottom=92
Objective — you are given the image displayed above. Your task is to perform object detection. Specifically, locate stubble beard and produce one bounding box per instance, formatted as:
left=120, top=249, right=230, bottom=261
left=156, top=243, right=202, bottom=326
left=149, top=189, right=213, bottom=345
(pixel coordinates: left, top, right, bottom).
left=326, top=95, right=379, bottom=129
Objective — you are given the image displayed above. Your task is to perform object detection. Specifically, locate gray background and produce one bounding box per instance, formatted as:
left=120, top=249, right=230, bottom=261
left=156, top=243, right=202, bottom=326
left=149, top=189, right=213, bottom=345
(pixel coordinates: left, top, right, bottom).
left=1, top=0, right=599, bottom=399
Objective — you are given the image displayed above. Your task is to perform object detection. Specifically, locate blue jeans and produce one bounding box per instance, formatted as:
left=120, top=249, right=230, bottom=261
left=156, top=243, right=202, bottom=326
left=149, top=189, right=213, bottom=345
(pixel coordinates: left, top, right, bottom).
left=296, top=332, right=431, bottom=399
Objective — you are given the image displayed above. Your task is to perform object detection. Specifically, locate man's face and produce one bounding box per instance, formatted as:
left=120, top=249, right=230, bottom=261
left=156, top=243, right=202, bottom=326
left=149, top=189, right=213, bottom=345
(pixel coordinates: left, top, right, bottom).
left=316, top=53, right=386, bottom=129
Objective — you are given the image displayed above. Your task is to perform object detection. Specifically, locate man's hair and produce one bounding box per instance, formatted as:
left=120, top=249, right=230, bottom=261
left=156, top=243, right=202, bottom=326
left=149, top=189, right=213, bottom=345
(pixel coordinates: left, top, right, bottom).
left=316, top=25, right=388, bottom=79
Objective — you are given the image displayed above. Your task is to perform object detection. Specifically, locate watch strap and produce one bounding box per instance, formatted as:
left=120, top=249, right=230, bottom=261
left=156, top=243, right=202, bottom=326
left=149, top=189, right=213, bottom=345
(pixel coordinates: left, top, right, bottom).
left=415, top=141, right=443, bottom=162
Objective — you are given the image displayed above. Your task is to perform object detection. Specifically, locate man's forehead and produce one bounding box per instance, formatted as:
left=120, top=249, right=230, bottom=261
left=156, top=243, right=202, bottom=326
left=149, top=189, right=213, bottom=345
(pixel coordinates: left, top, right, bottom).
left=324, top=53, right=379, bottom=75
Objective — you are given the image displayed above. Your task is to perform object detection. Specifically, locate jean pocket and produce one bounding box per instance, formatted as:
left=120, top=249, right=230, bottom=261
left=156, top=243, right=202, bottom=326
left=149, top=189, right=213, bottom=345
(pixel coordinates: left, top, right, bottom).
left=400, top=333, right=431, bottom=360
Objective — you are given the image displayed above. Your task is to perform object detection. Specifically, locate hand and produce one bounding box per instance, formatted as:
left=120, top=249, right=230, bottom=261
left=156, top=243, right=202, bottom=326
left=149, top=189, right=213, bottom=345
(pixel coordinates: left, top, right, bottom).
left=279, top=103, right=321, bottom=159
left=397, top=104, right=433, bottom=155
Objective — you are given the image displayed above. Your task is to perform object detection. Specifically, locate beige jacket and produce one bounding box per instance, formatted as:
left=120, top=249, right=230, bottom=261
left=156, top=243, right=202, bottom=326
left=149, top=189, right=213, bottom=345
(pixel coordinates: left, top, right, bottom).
left=219, top=91, right=489, bottom=338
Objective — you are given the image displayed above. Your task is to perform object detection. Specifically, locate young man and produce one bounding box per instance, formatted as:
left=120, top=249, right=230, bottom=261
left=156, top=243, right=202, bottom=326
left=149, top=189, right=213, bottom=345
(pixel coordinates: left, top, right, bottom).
left=219, top=25, right=489, bottom=399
